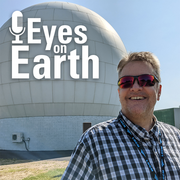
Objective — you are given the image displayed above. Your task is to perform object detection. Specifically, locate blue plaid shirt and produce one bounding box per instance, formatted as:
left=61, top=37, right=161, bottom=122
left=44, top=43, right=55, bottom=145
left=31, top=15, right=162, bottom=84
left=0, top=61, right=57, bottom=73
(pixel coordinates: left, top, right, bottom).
left=61, top=112, right=180, bottom=180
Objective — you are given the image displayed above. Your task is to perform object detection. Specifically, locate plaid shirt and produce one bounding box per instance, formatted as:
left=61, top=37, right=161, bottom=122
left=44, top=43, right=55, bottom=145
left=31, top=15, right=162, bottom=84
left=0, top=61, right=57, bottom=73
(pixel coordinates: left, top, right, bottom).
left=61, top=112, right=180, bottom=180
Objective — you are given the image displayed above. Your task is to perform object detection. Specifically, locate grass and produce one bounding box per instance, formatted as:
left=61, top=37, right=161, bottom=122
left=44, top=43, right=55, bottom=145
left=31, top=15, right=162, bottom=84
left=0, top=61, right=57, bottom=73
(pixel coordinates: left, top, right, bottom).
left=22, top=168, right=66, bottom=180
left=0, top=159, right=68, bottom=180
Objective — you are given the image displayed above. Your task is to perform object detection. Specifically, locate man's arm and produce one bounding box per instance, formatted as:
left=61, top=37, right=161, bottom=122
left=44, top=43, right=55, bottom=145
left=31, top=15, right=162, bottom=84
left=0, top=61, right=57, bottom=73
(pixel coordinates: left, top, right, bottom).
left=61, top=142, right=96, bottom=179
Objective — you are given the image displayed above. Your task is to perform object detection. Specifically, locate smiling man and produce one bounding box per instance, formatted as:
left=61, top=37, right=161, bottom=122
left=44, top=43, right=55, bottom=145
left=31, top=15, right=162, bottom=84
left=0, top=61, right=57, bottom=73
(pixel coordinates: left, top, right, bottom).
left=117, top=53, right=162, bottom=132
left=61, top=52, right=180, bottom=180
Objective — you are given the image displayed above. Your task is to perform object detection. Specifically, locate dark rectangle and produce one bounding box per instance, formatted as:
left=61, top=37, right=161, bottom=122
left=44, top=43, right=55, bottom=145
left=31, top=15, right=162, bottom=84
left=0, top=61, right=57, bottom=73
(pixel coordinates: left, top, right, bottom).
left=83, top=123, right=91, bottom=133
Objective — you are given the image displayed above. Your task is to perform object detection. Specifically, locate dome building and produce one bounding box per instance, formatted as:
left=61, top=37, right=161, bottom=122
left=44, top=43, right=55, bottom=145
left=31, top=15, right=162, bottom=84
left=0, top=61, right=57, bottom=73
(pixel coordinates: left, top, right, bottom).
left=0, top=2, right=126, bottom=151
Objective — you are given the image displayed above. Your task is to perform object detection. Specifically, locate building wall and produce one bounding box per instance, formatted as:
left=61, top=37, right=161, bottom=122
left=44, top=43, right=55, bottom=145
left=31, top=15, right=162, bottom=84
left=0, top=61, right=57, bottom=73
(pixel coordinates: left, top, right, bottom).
left=174, top=108, right=180, bottom=129
left=154, top=108, right=175, bottom=126
left=0, top=116, right=116, bottom=151
left=154, top=107, right=180, bottom=129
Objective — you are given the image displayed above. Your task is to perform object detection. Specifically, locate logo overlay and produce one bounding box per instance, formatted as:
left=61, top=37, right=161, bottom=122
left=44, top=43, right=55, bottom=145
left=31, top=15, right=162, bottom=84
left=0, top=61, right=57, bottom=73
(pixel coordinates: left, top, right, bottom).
left=10, top=11, right=99, bottom=80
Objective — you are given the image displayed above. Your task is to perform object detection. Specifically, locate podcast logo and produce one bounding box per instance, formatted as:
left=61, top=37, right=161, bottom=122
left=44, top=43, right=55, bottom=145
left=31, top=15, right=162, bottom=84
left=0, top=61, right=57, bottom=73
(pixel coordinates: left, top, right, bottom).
left=9, top=11, right=26, bottom=44
left=10, top=11, right=99, bottom=80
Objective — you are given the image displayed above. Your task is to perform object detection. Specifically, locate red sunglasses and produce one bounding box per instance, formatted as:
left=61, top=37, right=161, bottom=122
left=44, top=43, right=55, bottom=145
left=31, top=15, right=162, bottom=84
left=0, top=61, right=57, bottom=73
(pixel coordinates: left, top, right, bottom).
left=118, top=74, right=159, bottom=88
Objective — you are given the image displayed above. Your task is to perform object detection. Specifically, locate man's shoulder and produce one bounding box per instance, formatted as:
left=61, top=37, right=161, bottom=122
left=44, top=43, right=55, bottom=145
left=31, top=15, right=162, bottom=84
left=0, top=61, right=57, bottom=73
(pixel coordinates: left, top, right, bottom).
left=157, top=121, right=180, bottom=134
left=85, top=118, right=118, bottom=135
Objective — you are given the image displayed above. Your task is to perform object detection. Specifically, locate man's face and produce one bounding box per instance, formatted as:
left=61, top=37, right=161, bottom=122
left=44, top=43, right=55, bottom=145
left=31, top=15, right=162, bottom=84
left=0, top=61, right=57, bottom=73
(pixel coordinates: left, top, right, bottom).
left=118, top=61, right=162, bottom=118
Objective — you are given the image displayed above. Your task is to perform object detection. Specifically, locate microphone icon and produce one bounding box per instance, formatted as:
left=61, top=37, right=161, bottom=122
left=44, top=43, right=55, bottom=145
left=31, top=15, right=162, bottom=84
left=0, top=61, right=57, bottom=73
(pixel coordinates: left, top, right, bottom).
left=9, top=11, right=26, bottom=44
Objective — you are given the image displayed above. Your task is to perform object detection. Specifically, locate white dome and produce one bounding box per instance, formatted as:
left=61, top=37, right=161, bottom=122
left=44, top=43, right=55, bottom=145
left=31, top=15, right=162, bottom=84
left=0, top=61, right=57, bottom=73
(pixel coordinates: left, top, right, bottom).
left=0, top=2, right=126, bottom=118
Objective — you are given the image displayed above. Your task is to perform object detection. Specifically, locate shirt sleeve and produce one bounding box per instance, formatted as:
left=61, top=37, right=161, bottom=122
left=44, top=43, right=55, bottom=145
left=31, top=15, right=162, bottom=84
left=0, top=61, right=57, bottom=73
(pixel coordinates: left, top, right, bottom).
left=61, top=141, right=96, bottom=180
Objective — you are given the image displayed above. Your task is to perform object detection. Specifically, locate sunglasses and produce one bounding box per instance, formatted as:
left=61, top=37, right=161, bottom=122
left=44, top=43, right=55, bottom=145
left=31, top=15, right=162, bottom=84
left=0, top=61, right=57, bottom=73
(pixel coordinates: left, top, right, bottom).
left=118, top=74, right=159, bottom=88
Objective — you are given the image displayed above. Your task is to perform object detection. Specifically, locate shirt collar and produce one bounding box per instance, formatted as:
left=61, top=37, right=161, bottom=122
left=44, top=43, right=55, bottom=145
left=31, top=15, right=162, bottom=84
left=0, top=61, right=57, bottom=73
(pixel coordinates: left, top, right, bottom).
left=118, top=111, right=160, bottom=142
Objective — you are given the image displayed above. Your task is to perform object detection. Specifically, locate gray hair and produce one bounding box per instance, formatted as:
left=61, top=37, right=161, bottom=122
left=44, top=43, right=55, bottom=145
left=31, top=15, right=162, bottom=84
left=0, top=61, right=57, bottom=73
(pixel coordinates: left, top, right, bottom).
left=117, top=52, right=161, bottom=82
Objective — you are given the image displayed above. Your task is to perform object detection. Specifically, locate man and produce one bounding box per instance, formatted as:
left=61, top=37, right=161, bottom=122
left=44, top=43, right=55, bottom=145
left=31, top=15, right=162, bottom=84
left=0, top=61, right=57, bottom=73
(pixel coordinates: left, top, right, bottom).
left=61, top=52, right=180, bottom=180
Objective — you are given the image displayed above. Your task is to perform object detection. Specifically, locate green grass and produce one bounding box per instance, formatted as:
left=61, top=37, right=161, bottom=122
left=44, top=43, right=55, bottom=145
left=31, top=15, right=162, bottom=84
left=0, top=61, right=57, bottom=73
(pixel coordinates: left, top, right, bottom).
left=22, top=168, right=66, bottom=180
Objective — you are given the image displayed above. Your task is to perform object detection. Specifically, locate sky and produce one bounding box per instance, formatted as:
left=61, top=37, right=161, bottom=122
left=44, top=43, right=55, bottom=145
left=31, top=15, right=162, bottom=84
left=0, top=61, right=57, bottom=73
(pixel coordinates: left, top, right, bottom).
left=0, top=0, right=179, bottom=111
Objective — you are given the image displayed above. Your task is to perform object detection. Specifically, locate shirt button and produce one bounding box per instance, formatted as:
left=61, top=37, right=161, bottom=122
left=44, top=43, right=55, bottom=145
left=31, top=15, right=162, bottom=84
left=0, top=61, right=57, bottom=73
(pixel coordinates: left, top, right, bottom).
left=154, top=150, right=158, bottom=155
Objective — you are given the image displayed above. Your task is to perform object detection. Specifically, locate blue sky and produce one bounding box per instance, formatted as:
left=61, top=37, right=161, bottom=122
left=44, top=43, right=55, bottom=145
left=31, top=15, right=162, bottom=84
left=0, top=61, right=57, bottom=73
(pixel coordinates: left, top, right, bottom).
left=0, top=0, right=180, bottom=110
